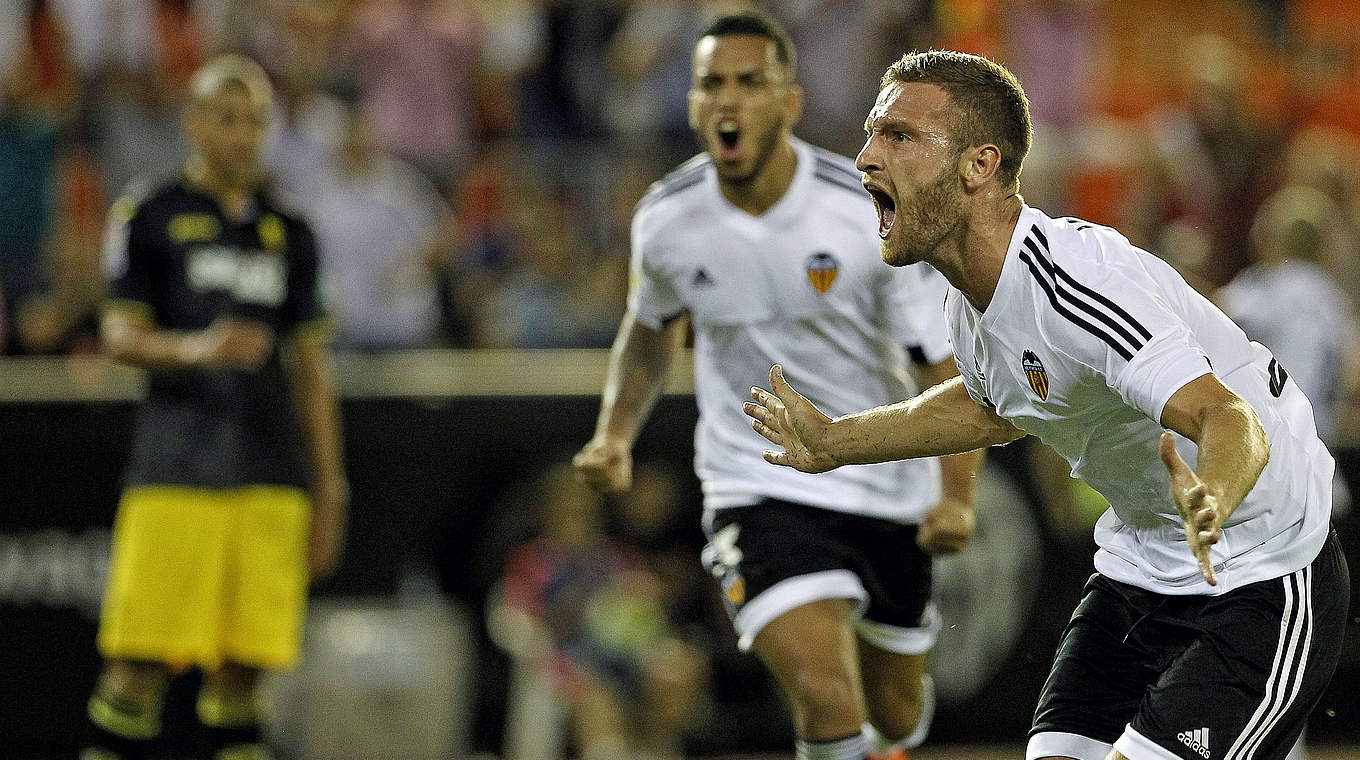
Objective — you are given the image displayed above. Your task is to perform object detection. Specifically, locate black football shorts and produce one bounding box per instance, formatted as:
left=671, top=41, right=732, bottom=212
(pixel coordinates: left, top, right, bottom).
left=1028, top=528, right=1349, bottom=760
left=701, top=498, right=939, bottom=654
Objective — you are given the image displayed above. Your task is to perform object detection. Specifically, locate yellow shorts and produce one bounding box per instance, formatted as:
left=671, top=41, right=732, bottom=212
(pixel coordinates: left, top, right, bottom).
left=97, top=485, right=311, bottom=671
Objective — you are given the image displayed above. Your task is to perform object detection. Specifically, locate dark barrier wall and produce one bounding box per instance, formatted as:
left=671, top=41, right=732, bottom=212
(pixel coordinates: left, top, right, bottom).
left=2, top=353, right=1358, bottom=757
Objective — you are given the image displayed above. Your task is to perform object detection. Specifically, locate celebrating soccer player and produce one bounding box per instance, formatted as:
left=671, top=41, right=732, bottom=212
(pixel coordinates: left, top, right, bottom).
left=747, top=50, right=1346, bottom=760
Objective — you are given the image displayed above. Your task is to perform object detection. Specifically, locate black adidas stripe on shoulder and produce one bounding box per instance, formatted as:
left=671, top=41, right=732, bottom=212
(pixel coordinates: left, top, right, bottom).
left=812, top=151, right=863, bottom=184
left=637, top=157, right=711, bottom=210
left=1019, top=224, right=1151, bottom=361
left=1031, top=226, right=1151, bottom=342
left=1060, top=216, right=1115, bottom=233
left=813, top=169, right=868, bottom=198
left=656, top=155, right=710, bottom=189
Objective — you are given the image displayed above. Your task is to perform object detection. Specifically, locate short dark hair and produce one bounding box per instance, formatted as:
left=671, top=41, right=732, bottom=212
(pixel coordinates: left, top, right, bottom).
left=699, top=12, right=797, bottom=76
left=881, top=50, right=1032, bottom=190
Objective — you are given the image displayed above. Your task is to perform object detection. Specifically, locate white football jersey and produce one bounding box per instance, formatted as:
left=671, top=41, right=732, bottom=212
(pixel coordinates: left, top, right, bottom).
left=946, top=205, right=1332, bottom=595
left=629, top=138, right=953, bottom=521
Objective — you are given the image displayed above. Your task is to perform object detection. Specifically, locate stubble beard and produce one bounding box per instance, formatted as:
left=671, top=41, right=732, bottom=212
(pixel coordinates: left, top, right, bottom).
left=882, top=162, right=963, bottom=267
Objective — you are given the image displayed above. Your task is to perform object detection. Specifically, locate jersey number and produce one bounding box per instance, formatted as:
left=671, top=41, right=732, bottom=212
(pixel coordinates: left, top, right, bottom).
left=1268, top=357, right=1288, bottom=398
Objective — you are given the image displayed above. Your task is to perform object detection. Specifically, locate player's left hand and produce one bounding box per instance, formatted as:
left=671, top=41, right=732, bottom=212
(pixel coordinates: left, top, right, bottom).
left=918, top=497, right=976, bottom=555
left=744, top=365, right=841, bottom=473
left=308, top=474, right=350, bottom=581
left=1159, top=432, right=1222, bottom=586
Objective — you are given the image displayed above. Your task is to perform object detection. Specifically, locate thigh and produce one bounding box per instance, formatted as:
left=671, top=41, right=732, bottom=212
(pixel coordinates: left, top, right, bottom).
left=702, top=501, right=868, bottom=652
left=751, top=597, right=865, bottom=736
left=222, top=485, right=311, bottom=670
left=97, top=486, right=232, bottom=668
left=1029, top=574, right=1166, bottom=758
left=1124, top=530, right=1351, bottom=760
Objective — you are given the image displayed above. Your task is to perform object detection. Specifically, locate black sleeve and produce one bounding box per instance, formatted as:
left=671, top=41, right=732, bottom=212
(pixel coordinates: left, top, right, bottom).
left=102, top=194, right=159, bottom=322
left=278, top=220, right=326, bottom=333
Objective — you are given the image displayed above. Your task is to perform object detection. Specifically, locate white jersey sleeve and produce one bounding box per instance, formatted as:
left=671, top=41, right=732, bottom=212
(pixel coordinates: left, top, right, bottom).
left=1022, top=225, right=1212, bottom=424
left=626, top=197, right=687, bottom=330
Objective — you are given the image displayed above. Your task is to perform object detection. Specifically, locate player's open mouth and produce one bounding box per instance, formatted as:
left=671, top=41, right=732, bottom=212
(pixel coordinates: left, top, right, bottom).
left=866, top=186, right=896, bottom=239
left=717, top=120, right=741, bottom=162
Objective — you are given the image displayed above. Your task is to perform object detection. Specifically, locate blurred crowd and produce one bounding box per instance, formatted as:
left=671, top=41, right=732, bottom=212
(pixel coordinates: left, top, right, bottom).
left=2, top=0, right=1359, bottom=439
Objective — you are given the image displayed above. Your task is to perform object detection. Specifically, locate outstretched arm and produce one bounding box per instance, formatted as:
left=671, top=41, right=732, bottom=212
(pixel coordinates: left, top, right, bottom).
left=574, top=311, right=688, bottom=492
left=744, top=365, right=1024, bottom=473
left=1157, top=373, right=1270, bottom=586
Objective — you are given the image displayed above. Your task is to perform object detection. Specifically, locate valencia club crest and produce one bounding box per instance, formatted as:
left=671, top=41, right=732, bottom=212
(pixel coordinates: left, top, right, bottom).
left=806, top=251, right=839, bottom=293
left=1022, top=350, right=1049, bottom=400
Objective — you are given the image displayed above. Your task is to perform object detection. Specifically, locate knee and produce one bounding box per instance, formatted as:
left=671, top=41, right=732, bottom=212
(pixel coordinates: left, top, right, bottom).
left=864, top=683, right=921, bottom=739
left=864, top=673, right=932, bottom=743
left=786, top=664, right=863, bottom=731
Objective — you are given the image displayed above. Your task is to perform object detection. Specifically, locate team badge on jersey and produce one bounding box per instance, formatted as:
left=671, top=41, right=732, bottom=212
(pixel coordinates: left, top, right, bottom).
left=805, top=252, right=839, bottom=293
left=1022, top=350, right=1049, bottom=400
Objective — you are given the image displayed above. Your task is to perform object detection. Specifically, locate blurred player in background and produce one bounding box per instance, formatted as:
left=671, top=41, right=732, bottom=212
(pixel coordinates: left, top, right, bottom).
left=575, top=13, right=982, bottom=760
left=83, top=54, right=347, bottom=760
left=1218, top=185, right=1360, bottom=513
left=747, top=50, right=1347, bottom=760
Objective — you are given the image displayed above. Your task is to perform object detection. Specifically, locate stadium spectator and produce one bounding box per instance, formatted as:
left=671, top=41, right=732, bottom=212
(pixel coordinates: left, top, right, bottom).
left=490, top=463, right=709, bottom=760
left=348, top=0, right=489, bottom=190
left=307, top=105, right=447, bottom=349
left=0, top=0, right=97, bottom=354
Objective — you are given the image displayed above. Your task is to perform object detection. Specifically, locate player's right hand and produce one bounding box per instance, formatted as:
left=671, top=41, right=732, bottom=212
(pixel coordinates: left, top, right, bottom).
left=744, top=364, right=840, bottom=473
left=183, top=317, right=275, bottom=371
left=574, top=436, right=632, bottom=493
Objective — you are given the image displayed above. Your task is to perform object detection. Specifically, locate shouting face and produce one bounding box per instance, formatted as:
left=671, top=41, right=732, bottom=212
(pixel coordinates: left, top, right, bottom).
left=688, top=34, right=799, bottom=185
left=855, top=82, right=965, bottom=267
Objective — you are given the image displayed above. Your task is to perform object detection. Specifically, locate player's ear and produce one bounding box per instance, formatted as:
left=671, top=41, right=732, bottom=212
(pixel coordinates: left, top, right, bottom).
left=784, top=83, right=804, bottom=128
left=960, top=143, right=1002, bottom=192
left=687, top=87, right=703, bottom=133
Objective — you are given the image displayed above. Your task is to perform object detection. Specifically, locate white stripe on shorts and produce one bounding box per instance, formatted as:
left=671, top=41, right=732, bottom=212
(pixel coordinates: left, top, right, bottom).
left=1226, top=565, right=1313, bottom=760
left=732, top=569, right=869, bottom=652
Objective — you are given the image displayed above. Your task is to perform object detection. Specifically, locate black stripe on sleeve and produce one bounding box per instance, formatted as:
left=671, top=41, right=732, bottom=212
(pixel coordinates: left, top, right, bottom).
left=637, top=170, right=706, bottom=211
left=1031, top=225, right=1153, bottom=341
left=1019, top=250, right=1135, bottom=361
left=1023, top=237, right=1145, bottom=354
left=813, top=171, right=868, bottom=198
left=813, top=154, right=863, bottom=184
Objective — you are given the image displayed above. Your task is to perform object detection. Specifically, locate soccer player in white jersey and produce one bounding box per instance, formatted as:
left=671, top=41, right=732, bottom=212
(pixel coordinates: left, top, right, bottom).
left=746, top=51, right=1348, bottom=760
left=574, top=14, right=983, bottom=760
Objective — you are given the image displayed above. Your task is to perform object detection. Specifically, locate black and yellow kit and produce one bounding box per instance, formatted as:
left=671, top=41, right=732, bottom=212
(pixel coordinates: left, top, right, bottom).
left=98, top=177, right=326, bottom=669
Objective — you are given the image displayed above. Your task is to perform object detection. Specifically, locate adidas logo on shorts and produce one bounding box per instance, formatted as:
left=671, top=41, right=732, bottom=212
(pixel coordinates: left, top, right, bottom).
left=1178, top=727, right=1210, bottom=758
